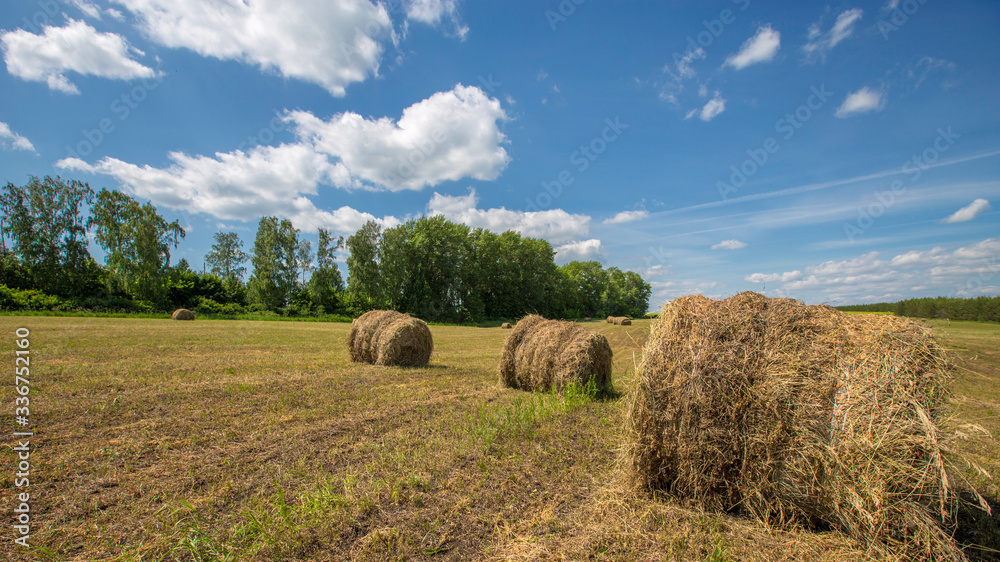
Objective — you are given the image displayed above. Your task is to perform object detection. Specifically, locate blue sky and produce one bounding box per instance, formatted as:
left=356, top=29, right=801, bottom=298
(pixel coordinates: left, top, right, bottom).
left=1, top=0, right=998, bottom=309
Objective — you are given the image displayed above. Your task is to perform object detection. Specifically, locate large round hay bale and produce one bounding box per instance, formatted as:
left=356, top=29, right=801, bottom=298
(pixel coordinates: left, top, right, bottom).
left=626, top=292, right=964, bottom=559
left=606, top=316, right=614, bottom=323
left=612, top=316, right=631, bottom=325
left=499, top=314, right=612, bottom=392
left=171, top=308, right=195, bottom=320
left=347, top=310, right=433, bottom=367
left=500, top=322, right=512, bottom=329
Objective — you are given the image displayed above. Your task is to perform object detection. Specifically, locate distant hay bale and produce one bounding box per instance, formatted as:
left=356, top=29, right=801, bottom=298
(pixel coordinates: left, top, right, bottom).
left=606, top=316, right=614, bottom=323
left=499, top=314, right=612, bottom=392
left=171, top=309, right=195, bottom=321
left=347, top=310, right=433, bottom=367
left=584, top=316, right=592, bottom=322
left=626, top=292, right=975, bottom=560
left=612, top=316, right=631, bottom=325
left=501, top=322, right=512, bottom=329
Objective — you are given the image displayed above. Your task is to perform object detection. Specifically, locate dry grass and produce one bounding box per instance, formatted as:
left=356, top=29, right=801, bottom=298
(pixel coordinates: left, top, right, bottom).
left=498, top=315, right=613, bottom=393
left=348, top=310, right=433, bottom=367
left=0, top=313, right=995, bottom=561
left=171, top=309, right=195, bottom=321
left=626, top=293, right=989, bottom=560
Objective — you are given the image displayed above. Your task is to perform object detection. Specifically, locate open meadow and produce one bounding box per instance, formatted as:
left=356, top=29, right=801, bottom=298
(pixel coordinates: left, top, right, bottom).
left=1, top=316, right=997, bottom=561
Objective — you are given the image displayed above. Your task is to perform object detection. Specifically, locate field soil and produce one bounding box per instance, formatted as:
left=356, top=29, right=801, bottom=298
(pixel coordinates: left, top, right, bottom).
left=1, top=316, right=997, bottom=561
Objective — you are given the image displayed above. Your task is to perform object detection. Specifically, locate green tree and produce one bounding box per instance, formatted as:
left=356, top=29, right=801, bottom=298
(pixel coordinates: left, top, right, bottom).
left=248, top=217, right=283, bottom=310
left=560, top=261, right=610, bottom=317
left=309, top=228, right=344, bottom=313
left=345, top=220, right=384, bottom=311
left=0, top=175, right=94, bottom=296
left=90, top=189, right=185, bottom=304
left=204, top=231, right=248, bottom=286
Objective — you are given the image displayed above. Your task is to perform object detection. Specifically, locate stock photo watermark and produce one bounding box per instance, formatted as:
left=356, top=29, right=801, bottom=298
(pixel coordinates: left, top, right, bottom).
left=525, top=117, right=628, bottom=213
left=717, top=84, right=833, bottom=200
left=878, top=0, right=930, bottom=40
left=62, top=74, right=166, bottom=161
left=843, top=126, right=960, bottom=242
left=12, top=327, right=33, bottom=548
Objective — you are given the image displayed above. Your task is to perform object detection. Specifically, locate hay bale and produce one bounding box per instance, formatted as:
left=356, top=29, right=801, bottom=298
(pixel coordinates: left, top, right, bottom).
left=499, top=314, right=612, bottom=392
left=501, top=322, right=512, bottom=329
left=171, top=308, right=195, bottom=320
left=584, top=316, right=592, bottom=322
left=611, top=316, right=631, bottom=325
left=607, top=316, right=614, bottom=323
left=347, top=310, right=433, bottom=367
left=626, top=292, right=970, bottom=559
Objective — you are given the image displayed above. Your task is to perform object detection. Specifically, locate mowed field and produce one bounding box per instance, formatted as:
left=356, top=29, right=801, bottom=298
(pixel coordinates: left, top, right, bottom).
left=0, top=316, right=997, bottom=561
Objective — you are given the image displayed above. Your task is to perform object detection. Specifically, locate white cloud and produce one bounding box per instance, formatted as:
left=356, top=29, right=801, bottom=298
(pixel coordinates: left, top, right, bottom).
left=555, top=239, right=605, bottom=262
left=699, top=92, right=726, bottom=121
left=61, top=84, right=509, bottom=220
left=289, top=84, right=509, bottom=190
left=659, top=46, right=705, bottom=104
left=427, top=189, right=590, bottom=245
left=746, top=238, right=1000, bottom=302
left=114, top=0, right=392, bottom=96
left=942, top=198, right=991, bottom=224
left=745, top=271, right=803, bottom=284
left=1, top=19, right=156, bottom=94
left=803, top=8, right=863, bottom=61
left=68, top=0, right=103, bottom=19
left=405, top=0, right=468, bottom=39
left=0, top=122, right=35, bottom=152
left=604, top=210, right=649, bottom=225
left=711, top=239, right=747, bottom=250
left=724, top=26, right=781, bottom=70
left=835, top=86, right=885, bottom=118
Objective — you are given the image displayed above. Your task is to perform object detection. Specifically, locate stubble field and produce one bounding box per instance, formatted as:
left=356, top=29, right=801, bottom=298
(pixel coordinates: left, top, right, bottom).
left=1, top=315, right=997, bottom=561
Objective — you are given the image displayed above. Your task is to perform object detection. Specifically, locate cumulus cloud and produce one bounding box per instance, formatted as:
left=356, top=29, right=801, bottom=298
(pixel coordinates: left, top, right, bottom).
left=835, top=86, right=885, bottom=118
left=1, top=19, right=156, bottom=94
left=942, top=198, right=991, bottom=223
left=0, top=122, right=35, bottom=152
left=114, top=0, right=392, bottom=96
left=724, top=26, right=781, bottom=70
left=711, top=239, right=747, bottom=250
left=427, top=189, right=590, bottom=245
left=803, top=8, right=863, bottom=61
left=604, top=210, right=649, bottom=225
left=554, top=239, right=605, bottom=262
left=699, top=92, right=726, bottom=121
left=289, top=84, right=509, bottom=190
left=59, top=84, right=509, bottom=227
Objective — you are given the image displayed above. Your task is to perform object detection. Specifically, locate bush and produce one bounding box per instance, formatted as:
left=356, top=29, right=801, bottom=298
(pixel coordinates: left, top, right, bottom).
left=0, top=284, right=66, bottom=310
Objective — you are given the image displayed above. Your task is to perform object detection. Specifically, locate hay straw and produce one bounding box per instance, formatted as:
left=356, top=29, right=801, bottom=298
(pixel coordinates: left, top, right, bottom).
left=625, top=292, right=972, bottom=560
left=499, top=314, right=613, bottom=392
left=347, top=310, right=433, bottom=367
left=171, top=309, right=195, bottom=320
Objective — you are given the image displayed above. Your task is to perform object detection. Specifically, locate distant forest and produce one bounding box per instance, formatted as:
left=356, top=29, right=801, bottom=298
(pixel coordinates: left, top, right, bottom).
left=837, top=296, right=1000, bottom=323
left=0, top=176, right=651, bottom=322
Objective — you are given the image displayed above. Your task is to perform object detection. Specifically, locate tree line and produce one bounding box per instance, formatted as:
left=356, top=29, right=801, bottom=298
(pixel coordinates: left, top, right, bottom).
left=0, top=176, right=651, bottom=321
left=837, top=296, right=1000, bottom=323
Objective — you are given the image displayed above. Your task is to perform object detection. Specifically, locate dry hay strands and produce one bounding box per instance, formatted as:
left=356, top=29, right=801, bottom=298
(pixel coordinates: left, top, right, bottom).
left=612, top=316, right=632, bottom=325
left=500, top=322, right=513, bottom=329
left=498, top=314, right=612, bottom=393
left=625, top=291, right=975, bottom=560
left=171, top=308, right=195, bottom=320
left=347, top=310, right=433, bottom=367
